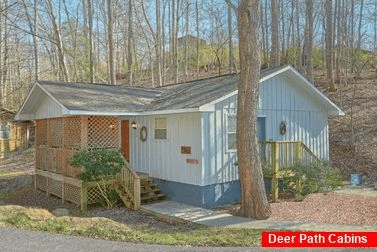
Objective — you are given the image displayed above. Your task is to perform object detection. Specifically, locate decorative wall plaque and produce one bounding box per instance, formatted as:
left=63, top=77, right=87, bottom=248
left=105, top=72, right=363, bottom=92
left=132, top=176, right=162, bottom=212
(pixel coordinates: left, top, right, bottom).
left=181, top=146, right=191, bottom=154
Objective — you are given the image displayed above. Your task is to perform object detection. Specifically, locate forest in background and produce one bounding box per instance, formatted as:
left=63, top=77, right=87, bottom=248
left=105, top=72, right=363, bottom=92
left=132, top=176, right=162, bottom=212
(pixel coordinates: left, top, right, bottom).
left=0, top=0, right=376, bottom=113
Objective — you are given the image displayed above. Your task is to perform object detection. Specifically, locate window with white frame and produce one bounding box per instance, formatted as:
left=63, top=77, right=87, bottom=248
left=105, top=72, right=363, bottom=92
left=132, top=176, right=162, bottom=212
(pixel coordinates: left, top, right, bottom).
left=227, top=115, right=237, bottom=151
left=154, top=118, right=167, bottom=140
left=0, top=125, right=10, bottom=140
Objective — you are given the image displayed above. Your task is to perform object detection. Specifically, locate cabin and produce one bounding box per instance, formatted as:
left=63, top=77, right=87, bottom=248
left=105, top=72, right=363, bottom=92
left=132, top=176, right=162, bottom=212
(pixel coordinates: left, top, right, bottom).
left=0, top=108, right=33, bottom=159
left=15, top=65, right=344, bottom=209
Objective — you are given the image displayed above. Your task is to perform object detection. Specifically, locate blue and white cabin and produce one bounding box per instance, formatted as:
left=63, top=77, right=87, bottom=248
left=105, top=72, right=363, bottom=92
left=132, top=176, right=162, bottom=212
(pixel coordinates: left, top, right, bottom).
left=16, top=65, right=344, bottom=208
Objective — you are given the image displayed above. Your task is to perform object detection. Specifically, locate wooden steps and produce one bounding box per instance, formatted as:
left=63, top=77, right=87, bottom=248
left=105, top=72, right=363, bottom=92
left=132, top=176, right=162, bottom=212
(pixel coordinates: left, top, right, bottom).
left=139, top=176, right=166, bottom=204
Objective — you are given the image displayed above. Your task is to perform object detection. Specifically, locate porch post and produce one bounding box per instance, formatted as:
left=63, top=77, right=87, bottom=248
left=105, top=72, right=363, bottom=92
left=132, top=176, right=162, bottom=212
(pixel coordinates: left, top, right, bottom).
left=271, top=141, right=279, bottom=202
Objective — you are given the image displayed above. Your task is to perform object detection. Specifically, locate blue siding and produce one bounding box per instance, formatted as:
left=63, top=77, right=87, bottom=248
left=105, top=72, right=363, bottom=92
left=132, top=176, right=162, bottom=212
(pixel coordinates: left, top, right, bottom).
left=152, top=177, right=241, bottom=208
left=152, top=177, right=278, bottom=208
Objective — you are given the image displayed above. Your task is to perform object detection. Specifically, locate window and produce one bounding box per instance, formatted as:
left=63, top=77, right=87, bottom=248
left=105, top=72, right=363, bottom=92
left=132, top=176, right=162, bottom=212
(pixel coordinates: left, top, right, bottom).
left=0, top=125, right=10, bottom=140
left=154, top=118, right=167, bottom=140
left=227, top=115, right=237, bottom=151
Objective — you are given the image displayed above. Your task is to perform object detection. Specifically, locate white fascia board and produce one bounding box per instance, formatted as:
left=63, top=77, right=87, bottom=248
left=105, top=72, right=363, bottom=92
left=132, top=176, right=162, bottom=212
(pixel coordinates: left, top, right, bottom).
left=67, top=110, right=140, bottom=116
left=289, top=67, right=345, bottom=116
left=259, top=65, right=291, bottom=83
left=141, top=108, right=200, bottom=115
left=67, top=108, right=200, bottom=117
left=36, top=82, right=69, bottom=115
left=15, top=83, right=38, bottom=121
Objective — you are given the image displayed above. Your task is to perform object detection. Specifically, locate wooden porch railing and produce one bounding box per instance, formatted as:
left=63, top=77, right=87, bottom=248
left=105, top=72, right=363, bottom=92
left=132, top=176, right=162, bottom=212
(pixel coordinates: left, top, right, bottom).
left=116, top=157, right=141, bottom=210
left=260, top=141, right=321, bottom=201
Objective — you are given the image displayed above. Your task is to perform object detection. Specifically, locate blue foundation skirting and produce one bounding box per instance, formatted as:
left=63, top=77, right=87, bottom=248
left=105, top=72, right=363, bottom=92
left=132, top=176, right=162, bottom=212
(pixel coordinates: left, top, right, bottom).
left=151, top=178, right=241, bottom=208
left=151, top=178, right=282, bottom=208
left=152, top=178, right=241, bottom=208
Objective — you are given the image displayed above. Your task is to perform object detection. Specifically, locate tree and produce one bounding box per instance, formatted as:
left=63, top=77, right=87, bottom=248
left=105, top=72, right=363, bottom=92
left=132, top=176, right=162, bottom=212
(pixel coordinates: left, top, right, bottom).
left=45, top=0, right=70, bottom=82
left=127, top=0, right=133, bottom=85
left=303, top=0, right=313, bottom=82
left=227, top=0, right=271, bottom=219
left=88, top=0, right=94, bottom=83
left=271, top=0, right=279, bottom=67
left=325, top=0, right=335, bottom=91
left=108, top=0, right=115, bottom=84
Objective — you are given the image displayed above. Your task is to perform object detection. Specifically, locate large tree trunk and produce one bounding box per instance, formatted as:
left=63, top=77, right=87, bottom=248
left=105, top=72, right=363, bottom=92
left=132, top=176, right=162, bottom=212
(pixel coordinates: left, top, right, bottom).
left=271, top=0, right=279, bottom=67
left=237, top=0, right=271, bottom=219
left=325, top=0, right=335, bottom=91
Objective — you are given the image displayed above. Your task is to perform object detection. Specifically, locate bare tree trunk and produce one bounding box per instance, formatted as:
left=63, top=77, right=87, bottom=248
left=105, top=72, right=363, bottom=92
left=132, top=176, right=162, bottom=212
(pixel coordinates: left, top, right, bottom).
left=156, top=0, right=162, bottom=86
left=34, top=0, right=39, bottom=81
left=236, top=0, right=271, bottom=219
left=88, top=0, right=94, bottom=83
left=350, top=0, right=355, bottom=73
left=271, top=0, right=279, bottom=67
left=108, top=0, right=115, bottom=84
left=295, top=0, right=302, bottom=71
left=356, top=0, right=364, bottom=78
left=3, top=0, right=9, bottom=100
left=228, top=5, right=234, bottom=72
left=260, top=4, right=266, bottom=67
left=46, top=0, right=70, bottom=82
left=184, top=0, right=189, bottom=77
left=174, top=0, right=180, bottom=83
left=304, top=0, right=313, bottom=82
left=196, top=0, right=199, bottom=78
left=325, top=0, right=335, bottom=91
left=127, top=0, right=133, bottom=85
left=0, top=0, right=2, bottom=108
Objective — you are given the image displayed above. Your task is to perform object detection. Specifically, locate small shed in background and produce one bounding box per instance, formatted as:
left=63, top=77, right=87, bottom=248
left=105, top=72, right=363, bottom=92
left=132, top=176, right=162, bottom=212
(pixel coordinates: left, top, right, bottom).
left=0, top=108, right=34, bottom=159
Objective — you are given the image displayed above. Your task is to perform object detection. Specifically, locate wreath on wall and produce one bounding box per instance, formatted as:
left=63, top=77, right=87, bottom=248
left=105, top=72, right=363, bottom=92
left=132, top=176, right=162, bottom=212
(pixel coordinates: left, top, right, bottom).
left=140, top=126, right=148, bottom=142
left=279, top=121, right=287, bottom=135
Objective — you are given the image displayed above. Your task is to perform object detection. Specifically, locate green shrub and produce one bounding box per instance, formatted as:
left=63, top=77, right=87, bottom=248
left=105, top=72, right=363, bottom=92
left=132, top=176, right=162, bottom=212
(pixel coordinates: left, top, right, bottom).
left=285, top=161, right=343, bottom=199
left=70, top=148, right=124, bottom=182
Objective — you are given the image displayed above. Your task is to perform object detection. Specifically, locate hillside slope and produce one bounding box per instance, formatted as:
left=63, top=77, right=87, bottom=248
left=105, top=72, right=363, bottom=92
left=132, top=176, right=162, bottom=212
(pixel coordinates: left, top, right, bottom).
left=314, top=70, right=377, bottom=184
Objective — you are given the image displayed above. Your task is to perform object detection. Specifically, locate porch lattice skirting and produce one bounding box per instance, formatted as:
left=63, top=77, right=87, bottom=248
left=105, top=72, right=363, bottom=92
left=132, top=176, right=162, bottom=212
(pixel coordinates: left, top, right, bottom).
left=34, top=116, right=140, bottom=211
left=36, top=167, right=140, bottom=211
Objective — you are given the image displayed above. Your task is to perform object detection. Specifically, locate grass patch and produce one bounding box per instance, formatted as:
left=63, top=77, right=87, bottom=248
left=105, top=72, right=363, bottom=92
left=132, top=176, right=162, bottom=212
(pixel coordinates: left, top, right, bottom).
left=0, top=188, right=35, bottom=200
left=0, top=205, right=262, bottom=247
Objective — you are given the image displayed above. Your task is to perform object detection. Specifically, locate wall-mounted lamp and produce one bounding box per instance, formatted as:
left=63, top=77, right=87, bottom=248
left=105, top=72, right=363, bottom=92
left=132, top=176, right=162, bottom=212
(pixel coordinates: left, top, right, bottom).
left=131, top=121, right=137, bottom=129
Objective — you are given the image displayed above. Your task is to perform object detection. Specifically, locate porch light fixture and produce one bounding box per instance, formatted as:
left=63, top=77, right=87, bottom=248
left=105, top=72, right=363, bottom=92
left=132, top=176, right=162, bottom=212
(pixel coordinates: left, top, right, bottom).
left=131, top=121, right=137, bottom=129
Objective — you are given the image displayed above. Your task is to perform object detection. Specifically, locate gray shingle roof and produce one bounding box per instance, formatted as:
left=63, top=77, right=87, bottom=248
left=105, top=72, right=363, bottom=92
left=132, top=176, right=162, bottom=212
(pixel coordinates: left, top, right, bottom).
left=37, top=67, right=285, bottom=113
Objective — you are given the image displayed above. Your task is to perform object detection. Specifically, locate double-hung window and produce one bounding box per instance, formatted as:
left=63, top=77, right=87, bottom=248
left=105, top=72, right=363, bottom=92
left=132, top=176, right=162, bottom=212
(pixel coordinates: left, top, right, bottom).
left=227, top=115, right=237, bottom=151
left=154, top=118, right=167, bottom=140
left=0, top=125, right=10, bottom=140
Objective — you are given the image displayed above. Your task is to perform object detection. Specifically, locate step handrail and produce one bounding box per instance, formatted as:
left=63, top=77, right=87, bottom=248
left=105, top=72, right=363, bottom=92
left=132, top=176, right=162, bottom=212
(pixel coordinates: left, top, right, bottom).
left=117, top=156, right=141, bottom=210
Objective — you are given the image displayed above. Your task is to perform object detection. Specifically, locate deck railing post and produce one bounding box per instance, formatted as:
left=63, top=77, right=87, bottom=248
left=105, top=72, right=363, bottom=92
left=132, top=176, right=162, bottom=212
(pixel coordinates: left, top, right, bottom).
left=271, top=141, right=279, bottom=202
left=134, top=176, right=141, bottom=210
left=296, top=142, right=303, bottom=163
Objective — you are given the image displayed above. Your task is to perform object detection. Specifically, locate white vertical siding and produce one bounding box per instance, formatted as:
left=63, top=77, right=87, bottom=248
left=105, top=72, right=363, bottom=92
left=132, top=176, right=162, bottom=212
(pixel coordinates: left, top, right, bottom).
left=202, top=95, right=238, bottom=186
left=259, top=74, right=330, bottom=160
left=202, top=74, right=330, bottom=186
left=34, top=94, right=66, bottom=119
left=129, top=113, right=202, bottom=186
